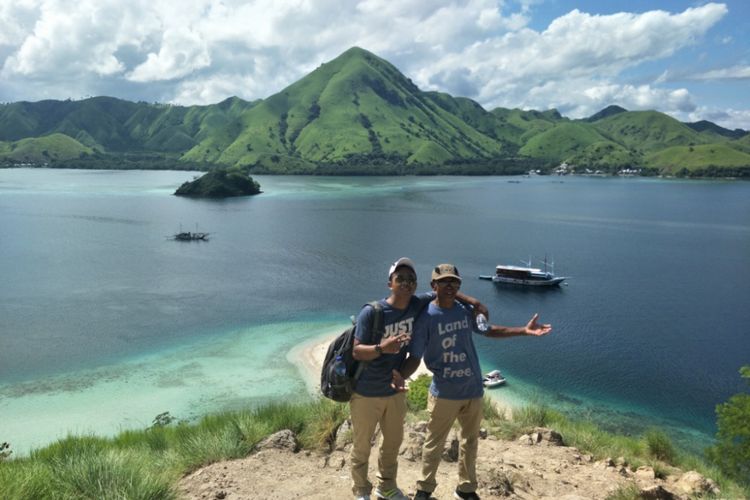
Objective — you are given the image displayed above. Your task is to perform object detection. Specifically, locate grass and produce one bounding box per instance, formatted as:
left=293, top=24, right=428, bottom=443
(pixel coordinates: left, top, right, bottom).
left=604, top=483, right=641, bottom=500
left=2, top=399, right=748, bottom=499
left=0, top=400, right=339, bottom=499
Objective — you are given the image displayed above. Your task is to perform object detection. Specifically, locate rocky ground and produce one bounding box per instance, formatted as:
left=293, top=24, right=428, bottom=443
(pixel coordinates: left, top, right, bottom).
left=178, top=422, right=723, bottom=500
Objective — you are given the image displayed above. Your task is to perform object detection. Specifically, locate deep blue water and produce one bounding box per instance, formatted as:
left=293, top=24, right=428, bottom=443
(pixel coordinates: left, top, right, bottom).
left=1, top=169, right=749, bottom=454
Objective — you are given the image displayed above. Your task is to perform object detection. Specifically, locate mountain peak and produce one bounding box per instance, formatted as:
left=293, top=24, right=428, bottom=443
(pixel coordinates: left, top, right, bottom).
left=585, top=105, right=627, bottom=122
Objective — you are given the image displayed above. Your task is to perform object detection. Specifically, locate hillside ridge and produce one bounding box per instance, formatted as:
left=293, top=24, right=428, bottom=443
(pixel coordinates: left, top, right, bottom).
left=1, top=46, right=748, bottom=176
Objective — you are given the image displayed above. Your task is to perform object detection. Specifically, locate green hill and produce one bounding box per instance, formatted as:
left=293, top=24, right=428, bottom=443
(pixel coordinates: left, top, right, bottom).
left=592, top=110, right=708, bottom=153
left=0, top=47, right=747, bottom=177
left=0, top=133, right=93, bottom=163
left=491, top=108, right=563, bottom=144
left=519, top=122, right=615, bottom=160
left=686, top=120, right=747, bottom=140
left=646, top=143, right=750, bottom=175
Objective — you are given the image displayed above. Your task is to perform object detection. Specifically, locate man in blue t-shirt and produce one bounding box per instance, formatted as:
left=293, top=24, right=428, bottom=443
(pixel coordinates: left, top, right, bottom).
left=349, top=258, right=487, bottom=500
left=406, top=263, right=552, bottom=500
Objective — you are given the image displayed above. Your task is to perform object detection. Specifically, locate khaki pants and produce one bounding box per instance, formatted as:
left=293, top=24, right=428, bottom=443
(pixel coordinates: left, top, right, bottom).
left=349, top=391, right=407, bottom=496
left=417, top=394, right=483, bottom=494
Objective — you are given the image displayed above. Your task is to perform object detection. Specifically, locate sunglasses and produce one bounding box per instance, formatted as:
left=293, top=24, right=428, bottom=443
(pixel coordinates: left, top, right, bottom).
left=393, top=274, right=417, bottom=284
left=436, top=279, right=461, bottom=287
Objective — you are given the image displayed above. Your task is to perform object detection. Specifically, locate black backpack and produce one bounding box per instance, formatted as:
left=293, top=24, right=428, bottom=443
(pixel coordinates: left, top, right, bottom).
left=320, top=301, right=384, bottom=402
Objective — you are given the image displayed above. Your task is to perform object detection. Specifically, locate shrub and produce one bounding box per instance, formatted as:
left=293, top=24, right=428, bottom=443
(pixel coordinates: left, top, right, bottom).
left=706, top=365, right=750, bottom=485
left=406, top=374, right=431, bottom=411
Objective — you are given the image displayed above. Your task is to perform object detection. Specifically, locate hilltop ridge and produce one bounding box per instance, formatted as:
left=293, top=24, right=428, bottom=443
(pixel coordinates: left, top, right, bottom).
left=1, top=46, right=748, bottom=177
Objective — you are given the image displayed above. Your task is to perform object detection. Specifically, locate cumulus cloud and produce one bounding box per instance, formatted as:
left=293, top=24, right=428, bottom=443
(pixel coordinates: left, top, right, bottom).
left=410, top=4, right=727, bottom=104
left=0, top=0, right=747, bottom=129
left=127, top=27, right=211, bottom=82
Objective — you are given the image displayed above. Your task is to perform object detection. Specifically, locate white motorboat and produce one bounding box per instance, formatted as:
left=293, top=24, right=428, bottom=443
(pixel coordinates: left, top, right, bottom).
left=479, top=257, right=566, bottom=287
left=482, top=370, right=506, bottom=388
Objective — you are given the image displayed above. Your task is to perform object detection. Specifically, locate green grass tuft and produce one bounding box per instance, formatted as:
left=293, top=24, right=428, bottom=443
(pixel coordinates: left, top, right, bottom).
left=643, top=428, right=678, bottom=464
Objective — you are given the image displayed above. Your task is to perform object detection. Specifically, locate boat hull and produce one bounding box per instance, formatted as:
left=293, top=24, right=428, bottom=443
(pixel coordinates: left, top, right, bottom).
left=492, top=275, right=565, bottom=287
left=483, top=379, right=505, bottom=388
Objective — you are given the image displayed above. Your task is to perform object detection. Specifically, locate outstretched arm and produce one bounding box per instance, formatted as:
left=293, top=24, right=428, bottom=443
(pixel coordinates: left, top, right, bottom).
left=485, top=313, right=552, bottom=338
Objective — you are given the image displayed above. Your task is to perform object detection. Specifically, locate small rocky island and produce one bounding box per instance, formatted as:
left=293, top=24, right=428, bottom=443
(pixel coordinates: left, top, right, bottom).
left=175, top=168, right=262, bottom=198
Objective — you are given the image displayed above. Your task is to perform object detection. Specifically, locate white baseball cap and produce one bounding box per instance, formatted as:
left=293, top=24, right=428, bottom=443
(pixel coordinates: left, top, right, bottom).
left=388, top=257, right=416, bottom=278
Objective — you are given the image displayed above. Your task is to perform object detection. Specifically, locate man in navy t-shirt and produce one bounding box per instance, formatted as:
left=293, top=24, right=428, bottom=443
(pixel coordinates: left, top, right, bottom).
left=407, top=263, right=552, bottom=500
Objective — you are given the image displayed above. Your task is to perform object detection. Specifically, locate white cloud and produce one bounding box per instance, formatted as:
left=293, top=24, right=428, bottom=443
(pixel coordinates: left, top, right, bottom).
left=409, top=3, right=728, bottom=103
left=0, top=0, right=41, bottom=47
left=127, top=27, right=211, bottom=82
left=690, top=64, right=750, bottom=80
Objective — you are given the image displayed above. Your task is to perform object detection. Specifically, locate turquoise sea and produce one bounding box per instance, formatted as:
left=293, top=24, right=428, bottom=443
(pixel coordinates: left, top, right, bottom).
left=1, top=168, right=749, bottom=456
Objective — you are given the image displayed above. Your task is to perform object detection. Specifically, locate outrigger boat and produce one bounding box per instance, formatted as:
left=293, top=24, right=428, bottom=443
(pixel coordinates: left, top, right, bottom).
left=173, top=231, right=209, bottom=241
left=171, top=224, right=209, bottom=241
left=480, top=256, right=566, bottom=287
left=483, top=370, right=506, bottom=388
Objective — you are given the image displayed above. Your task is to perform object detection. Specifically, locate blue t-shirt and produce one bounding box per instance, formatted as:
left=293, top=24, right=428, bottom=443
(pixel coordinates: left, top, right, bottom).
left=410, top=301, right=485, bottom=400
left=354, top=293, right=432, bottom=397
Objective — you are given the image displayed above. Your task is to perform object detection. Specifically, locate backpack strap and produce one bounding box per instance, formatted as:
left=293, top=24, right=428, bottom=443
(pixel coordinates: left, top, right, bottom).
left=352, top=300, right=384, bottom=381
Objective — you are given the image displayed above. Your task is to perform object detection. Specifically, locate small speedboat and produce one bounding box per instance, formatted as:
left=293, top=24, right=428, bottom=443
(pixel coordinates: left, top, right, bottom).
left=482, top=370, right=506, bottom=388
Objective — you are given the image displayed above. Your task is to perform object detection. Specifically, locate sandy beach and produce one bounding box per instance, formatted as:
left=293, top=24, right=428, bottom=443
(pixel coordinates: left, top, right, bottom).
left=287, top=328, right=432, bottom=395
left=287, top=328, right=518, bottom=416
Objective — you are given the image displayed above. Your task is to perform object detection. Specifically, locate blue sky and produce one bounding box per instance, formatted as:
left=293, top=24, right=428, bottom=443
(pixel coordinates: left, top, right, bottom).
left=1, top=1, right=748, bottom=129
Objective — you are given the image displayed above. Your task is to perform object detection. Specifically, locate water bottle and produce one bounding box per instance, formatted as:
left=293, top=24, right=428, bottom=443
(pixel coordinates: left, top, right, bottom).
left=333, top=355, right=347, bottom=376
left=476, top=313, right=489, bottom=332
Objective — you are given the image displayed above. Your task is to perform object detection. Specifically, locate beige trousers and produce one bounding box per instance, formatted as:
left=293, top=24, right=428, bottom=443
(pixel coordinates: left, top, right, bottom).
left=417, top=394, right=483, bottom=494
left=349, top=391, right=408, bottom=496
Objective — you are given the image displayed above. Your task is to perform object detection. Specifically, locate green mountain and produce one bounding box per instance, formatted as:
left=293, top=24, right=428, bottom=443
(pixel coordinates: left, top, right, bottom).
left=0, top=47, right=748, bottom=177
left=183, top=47, right=506, bottom=170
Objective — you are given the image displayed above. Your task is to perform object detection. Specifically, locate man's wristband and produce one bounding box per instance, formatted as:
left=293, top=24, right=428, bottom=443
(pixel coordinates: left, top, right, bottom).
left=375, top=344, right=383, bottom=356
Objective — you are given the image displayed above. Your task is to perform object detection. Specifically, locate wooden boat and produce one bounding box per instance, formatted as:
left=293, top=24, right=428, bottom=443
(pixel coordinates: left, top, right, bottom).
left=479, top=257, right=566, bottom=287
left=173, top=231, right=209, bottom=241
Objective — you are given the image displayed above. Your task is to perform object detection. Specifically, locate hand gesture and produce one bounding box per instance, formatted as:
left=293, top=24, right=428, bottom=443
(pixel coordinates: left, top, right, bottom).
left=525, top=313, right=552, bottom=336
left=380, top=333, right=409, bottom=354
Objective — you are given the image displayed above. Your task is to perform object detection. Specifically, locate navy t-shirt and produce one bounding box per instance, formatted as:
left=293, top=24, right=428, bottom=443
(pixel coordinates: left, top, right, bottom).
left=410, top=301, right=485, bottom=400
left=354, top=293, right=432, bottom=397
